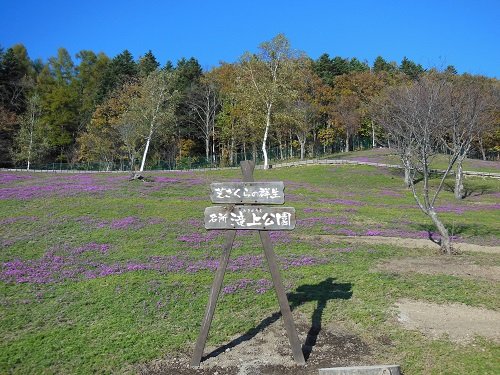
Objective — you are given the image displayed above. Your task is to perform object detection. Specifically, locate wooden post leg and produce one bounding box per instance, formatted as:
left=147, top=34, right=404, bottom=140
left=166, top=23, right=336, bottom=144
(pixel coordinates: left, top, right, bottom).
left=259, top=231, right=305, bottom=365
left=191, top=230, right=236, bottom=367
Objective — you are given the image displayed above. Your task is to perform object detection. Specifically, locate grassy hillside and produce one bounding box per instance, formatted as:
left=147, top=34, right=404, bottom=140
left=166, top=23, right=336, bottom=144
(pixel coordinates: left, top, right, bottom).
left=0, top=164, right=499, bottom=374
left=324, top=147, right=500, bottom=173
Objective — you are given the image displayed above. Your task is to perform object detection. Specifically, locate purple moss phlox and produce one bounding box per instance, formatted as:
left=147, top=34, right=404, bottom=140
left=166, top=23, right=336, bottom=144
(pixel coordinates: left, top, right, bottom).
left=0, top=250, right=327, bottom=285
left=379, top=190, right=402, bottom=197
left=147, top=218, right=165, bottom=225
left=436, top=203, right=500, bottom=214
left=297, top=216, right=350, bottom=228
left=109, top=216, right=142, bottom=229
left=222, top=278, right=273, bottom=295
left=333, top=228, right=358, bottom=236
left=280, top=255, right=328, bottom=270
left=154, top=177, right=182, bottom=183
left=303, top=207, right=333, bottom=213
left=319, top=198, right=364, bottom=206
left=73, top=243, right=111, bottom=254
left=269, top=231, right=292, bottom=243
left=351, top=157, right=372, bottom=163
left=0, top=216, right=39, bottom=225
left=177, top=231, right=221, bottom=245
left=0, top=173, right=113, bottom=200
left=0, top=173, right=33, bottom=184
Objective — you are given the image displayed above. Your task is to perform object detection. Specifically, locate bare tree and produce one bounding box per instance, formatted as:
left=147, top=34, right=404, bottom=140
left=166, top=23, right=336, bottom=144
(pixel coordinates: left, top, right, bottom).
left=188, top=79, right=220, bottom=163
left=375, top=75, right=457, bottom=254
left=442, top=75, right=495, bottom=199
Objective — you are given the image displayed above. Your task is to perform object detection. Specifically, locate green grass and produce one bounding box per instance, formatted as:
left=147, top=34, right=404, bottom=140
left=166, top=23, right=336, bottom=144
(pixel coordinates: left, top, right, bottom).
left=0, top=162, right=499, bottom=374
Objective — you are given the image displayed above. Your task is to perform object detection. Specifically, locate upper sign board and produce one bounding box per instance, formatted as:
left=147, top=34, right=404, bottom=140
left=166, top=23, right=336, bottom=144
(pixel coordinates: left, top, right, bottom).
left=210, top=182, right=285, bottom=204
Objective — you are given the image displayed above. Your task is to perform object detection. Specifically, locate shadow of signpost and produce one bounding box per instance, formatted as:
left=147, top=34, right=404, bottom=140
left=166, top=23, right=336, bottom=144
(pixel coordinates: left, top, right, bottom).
left=203, top=277, right=353, bottom=362
left=290, top=277, right=353, bottom=360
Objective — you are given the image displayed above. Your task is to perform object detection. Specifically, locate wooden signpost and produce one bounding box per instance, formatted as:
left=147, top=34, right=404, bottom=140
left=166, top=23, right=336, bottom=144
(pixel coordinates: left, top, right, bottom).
left=191, top=160, right=305, bottom=367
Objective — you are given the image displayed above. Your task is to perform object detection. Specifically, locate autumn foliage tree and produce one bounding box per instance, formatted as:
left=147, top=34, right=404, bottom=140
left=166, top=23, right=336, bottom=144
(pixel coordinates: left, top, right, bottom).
left=1, top=34, right=498, bottom=171
left=239, top=34, right=299, bottom=169
left=120, top=69, right=180, bottom=172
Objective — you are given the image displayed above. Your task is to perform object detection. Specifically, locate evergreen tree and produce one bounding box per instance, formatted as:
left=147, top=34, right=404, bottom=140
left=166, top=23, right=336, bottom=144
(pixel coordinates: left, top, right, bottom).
left=172, top=57, right=203, bottom=140
left=330, top=56, right=350, bottom=76
left=0, top=44, right=32, bottom=113
left=400, top=57, right=425, bottom=79
left=445, top=65, right=458, bottom=75
left=313, top=53, right=335, bottom=86
left=96, top=49, right=138, bottom=103
left=38, top=50, right=80, bottom=161
left=373, top=56, right=397, bottom=74
left=348, top=58, right=370, bottom=73
left=138, top=50, right=159, bottom=77
left=48, top=48, right=75, bottom=84
left=75, top=50, right=110, bottom=133
left=163, top=60, right=174, bottom=72
left=175, top=57, right=203, bottom=89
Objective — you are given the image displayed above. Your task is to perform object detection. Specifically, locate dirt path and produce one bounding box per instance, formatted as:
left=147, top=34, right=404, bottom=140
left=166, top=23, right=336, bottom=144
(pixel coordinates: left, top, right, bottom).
left=375, top=256, right=500, bottom=281
left=395, top=299, right=500, bottom=343
left=299, top=234, right=500, bottom=254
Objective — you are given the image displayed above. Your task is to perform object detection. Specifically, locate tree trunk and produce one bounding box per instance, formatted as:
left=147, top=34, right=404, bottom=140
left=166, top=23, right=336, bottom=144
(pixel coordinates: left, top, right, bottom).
left=139, top=126, right=154, bottom=172
left=205, top=136, right=210, bottom=163
left=300, top=141, right=305, bottom=160
left=454, top=155, right=466, bottom=199
left=262, top=104, right=272, bottom=169
left=312, top=130, right=317, bottom=157
left=404, top=166, right=411, bottom=187
left=230, top=135, right=235, bottom=165
left=428, top=209, right=453, bottom=254
left=371, top=120, right=376, bottom=148
left=478, top=138, right=487, bottom=161
left=27, top=132, right=32, bottom=171
left=345, top=131, right=350, bottom=152
left=212, top=120, right=216, bottom=164
left=278, top=138, right=284, bottom=160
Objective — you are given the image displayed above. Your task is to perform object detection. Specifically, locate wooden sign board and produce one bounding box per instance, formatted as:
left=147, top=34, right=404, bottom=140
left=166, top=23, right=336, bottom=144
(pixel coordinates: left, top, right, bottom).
left=204, top=205, right=295, bottom=230
left=210, top=182, right=284, bottom=204
left=192, top=161, right=305, bottom=367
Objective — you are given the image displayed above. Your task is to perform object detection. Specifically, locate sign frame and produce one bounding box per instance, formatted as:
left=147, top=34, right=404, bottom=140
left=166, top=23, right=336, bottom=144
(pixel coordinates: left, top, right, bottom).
left=191, top=161, right=305, bottom=367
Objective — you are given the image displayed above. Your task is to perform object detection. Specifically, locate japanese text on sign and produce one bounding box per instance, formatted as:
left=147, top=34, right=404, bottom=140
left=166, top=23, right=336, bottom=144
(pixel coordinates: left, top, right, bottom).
left=204, top=206, right=295, bottom=230
left=209, top=182, right=285, bottom=204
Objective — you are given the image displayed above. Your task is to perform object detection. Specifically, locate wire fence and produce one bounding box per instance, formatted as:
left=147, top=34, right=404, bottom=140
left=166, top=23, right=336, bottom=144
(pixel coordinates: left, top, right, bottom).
left=1, top=136, right=373, bottom=172
left=1, top=135, right=498, bottom=172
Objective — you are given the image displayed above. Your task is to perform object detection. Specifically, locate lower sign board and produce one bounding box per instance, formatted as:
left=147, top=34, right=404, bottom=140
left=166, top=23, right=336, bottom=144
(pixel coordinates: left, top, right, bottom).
left=204, top=205, right=296, bottom=230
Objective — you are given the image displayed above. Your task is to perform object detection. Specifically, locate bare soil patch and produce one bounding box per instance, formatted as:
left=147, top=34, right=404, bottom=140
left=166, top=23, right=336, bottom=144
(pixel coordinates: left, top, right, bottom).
left=375, top=256, right=500, bottom=281
left=138, top=313, right=375, bottom=375
left=395, top=299, right=500, bottom=343
left=300, top=235, right=500, bottom=254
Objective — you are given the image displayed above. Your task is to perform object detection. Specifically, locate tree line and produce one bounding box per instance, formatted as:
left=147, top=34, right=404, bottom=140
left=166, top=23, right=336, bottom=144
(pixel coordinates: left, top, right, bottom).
left=1, top=34, right=498, bottom=173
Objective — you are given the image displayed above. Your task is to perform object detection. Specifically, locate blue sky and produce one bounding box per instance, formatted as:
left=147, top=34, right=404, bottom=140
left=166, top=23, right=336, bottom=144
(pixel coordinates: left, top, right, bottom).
left=1, top=0, right=499, bottom=77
